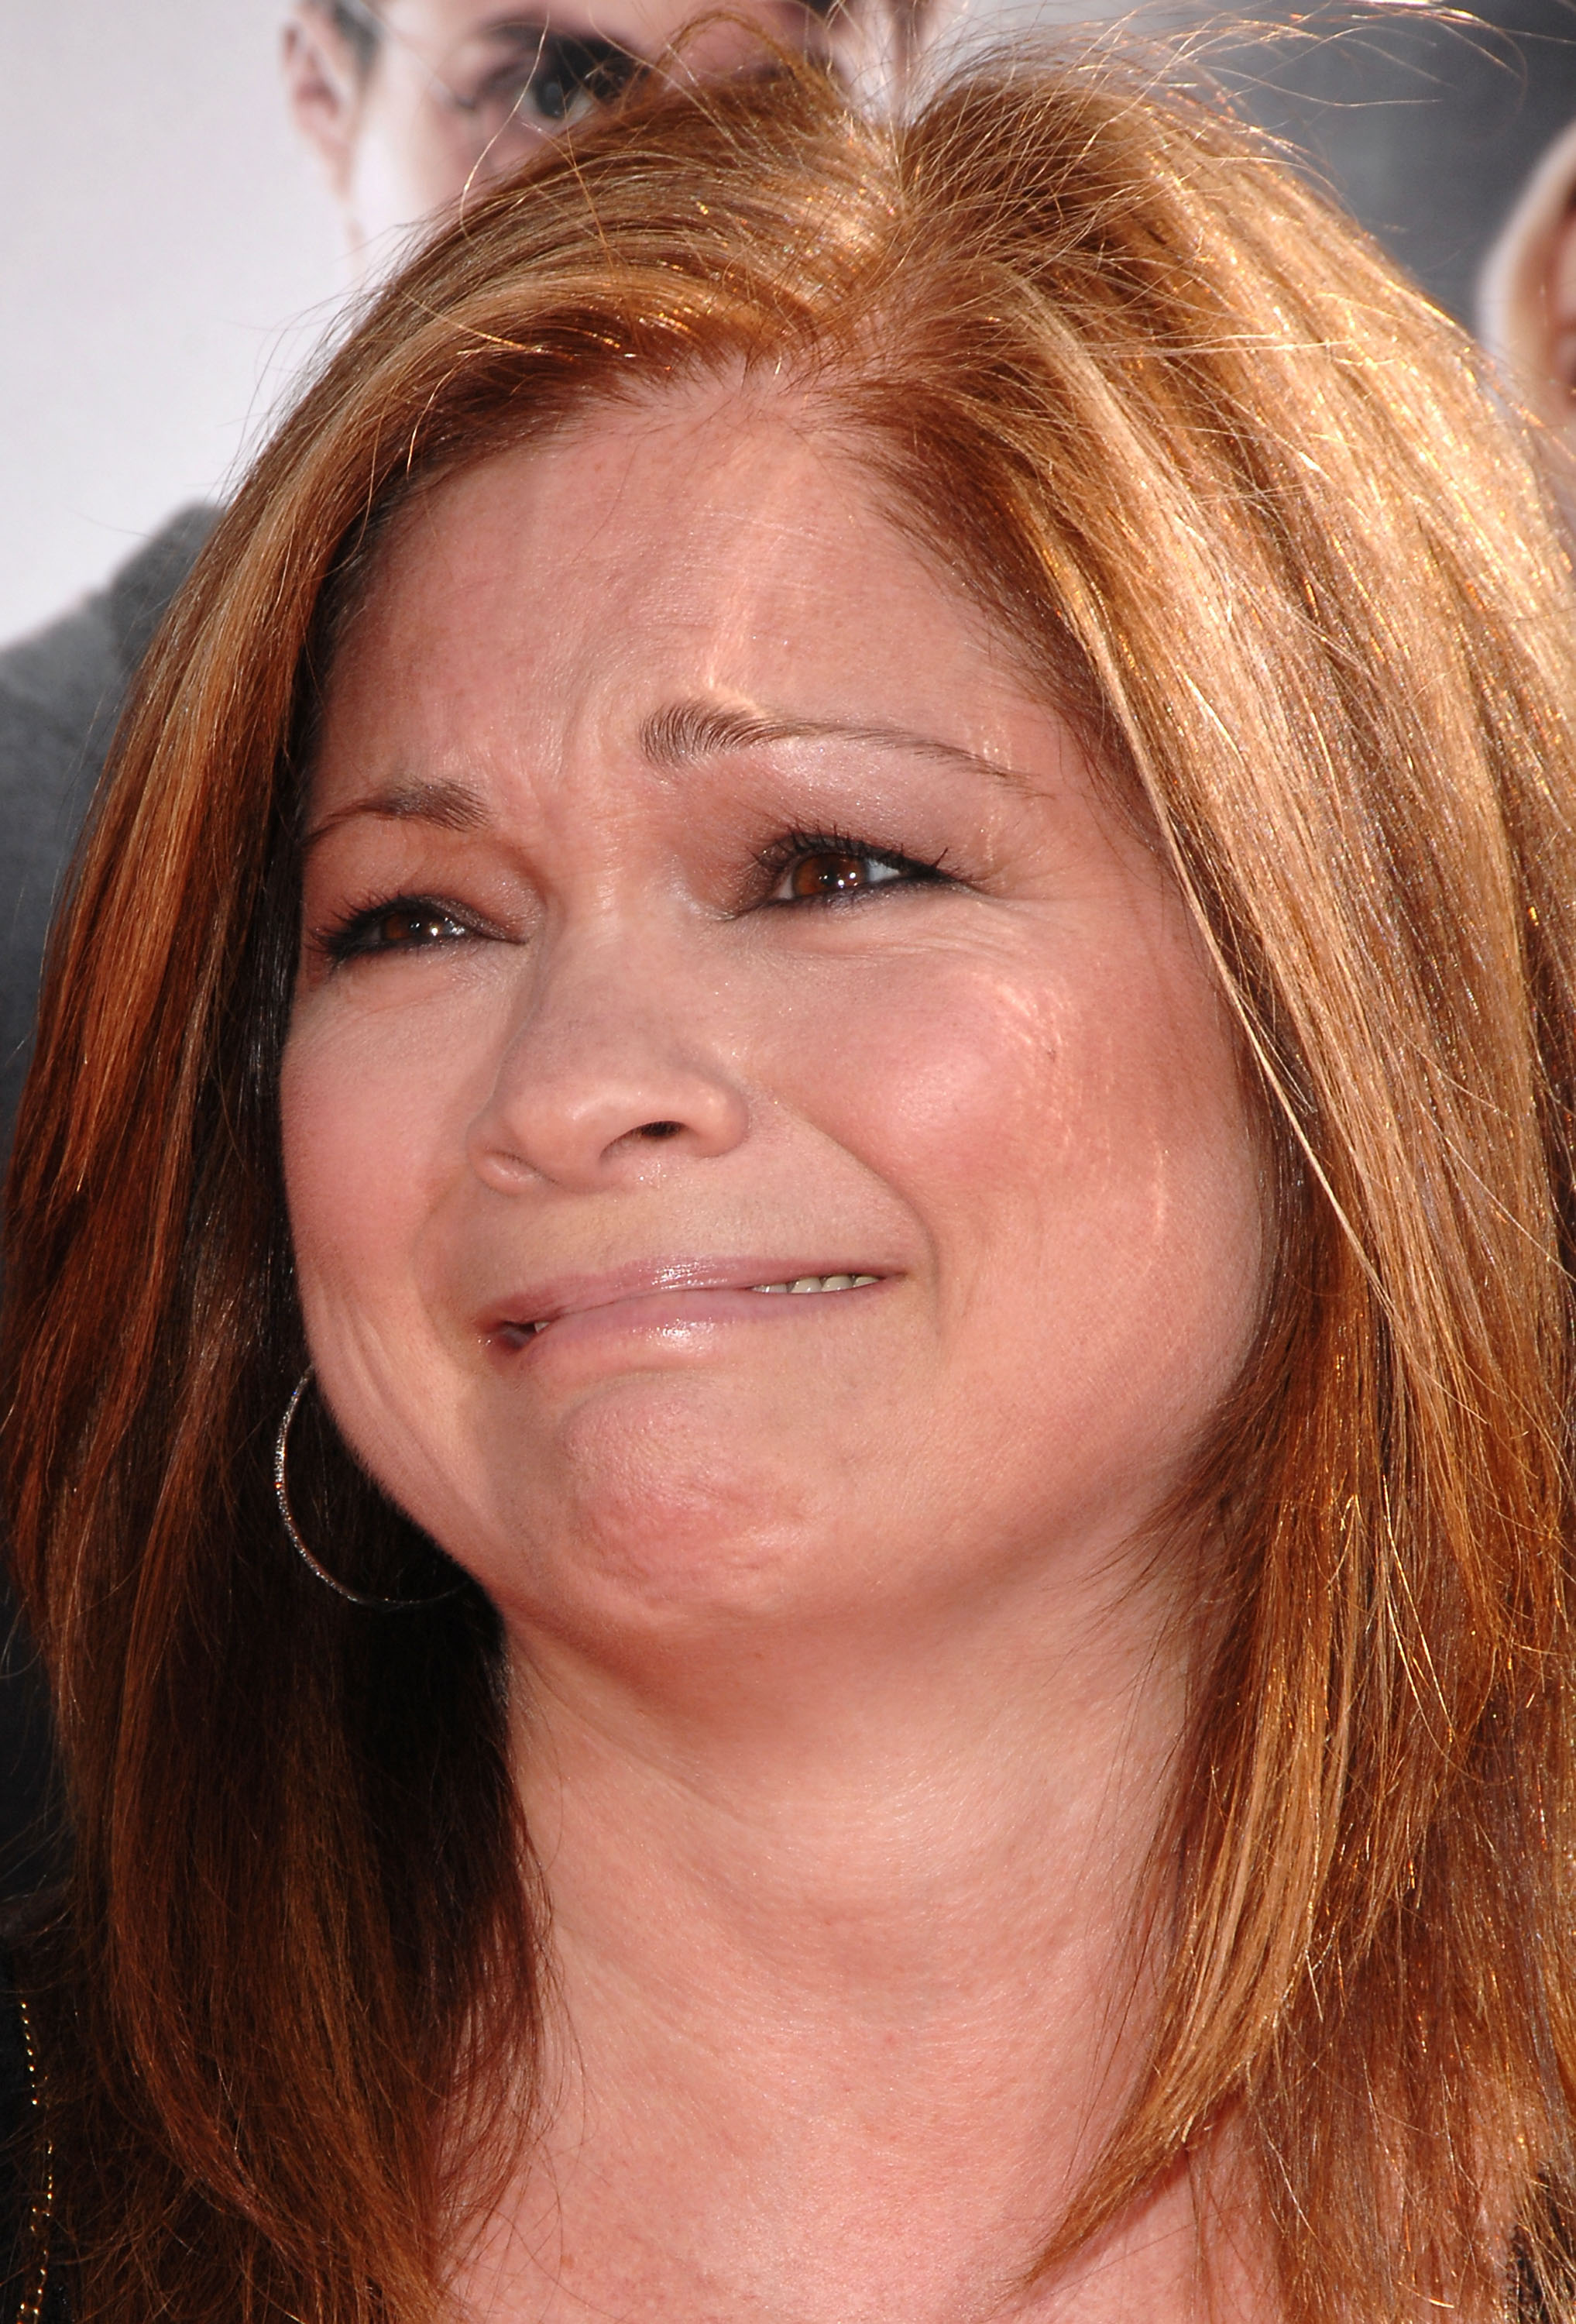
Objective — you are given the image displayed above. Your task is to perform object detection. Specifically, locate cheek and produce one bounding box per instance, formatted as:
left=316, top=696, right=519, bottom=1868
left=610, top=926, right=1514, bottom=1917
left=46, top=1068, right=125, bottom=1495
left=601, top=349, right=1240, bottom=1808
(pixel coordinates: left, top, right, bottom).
left=280, top=1010, right=500, bottom=1563
left=354, top=90, right=473, bottom=235
left=280, top=1009, right=458, bottom=1338
left=766, top=931, right=1251, bottom=1246
left=756, top=944, right=1052, bottom=1181
left=766, top=932, right=1263, bottom=1459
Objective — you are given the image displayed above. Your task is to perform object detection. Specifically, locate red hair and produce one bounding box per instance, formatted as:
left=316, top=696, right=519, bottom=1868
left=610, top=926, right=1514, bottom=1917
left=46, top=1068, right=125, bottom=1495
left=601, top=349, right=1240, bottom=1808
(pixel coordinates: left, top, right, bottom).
left=8, top=52, right=1576, bottom=2322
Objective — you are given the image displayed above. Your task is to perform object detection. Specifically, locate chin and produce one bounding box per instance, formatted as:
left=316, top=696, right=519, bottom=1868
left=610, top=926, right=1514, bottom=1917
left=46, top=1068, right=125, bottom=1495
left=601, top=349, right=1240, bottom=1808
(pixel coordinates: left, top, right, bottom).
left=498, top=1378, right=840, bottom=1638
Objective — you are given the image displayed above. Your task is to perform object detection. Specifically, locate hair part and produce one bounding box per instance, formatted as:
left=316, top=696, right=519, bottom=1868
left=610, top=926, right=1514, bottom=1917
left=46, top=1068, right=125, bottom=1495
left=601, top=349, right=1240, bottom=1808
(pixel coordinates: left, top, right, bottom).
left=8, top=47, right=1576, bottom=2324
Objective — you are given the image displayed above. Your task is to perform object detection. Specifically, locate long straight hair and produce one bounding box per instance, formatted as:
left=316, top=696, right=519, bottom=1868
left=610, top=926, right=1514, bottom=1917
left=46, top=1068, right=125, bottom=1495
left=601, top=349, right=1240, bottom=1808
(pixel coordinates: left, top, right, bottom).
left=7, top=50, right=1576, bottom=2323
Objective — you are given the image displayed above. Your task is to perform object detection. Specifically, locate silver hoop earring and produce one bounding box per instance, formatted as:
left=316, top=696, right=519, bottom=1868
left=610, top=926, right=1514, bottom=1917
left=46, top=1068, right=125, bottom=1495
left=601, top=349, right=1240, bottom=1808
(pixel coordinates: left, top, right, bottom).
left=274, top=1368, right=459, bottom=1611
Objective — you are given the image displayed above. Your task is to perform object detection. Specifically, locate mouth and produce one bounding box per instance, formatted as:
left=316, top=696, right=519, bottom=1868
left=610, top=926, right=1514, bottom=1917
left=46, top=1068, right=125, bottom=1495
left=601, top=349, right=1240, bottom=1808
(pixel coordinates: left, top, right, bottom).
left=485, top=1263, right=888, bottom=1346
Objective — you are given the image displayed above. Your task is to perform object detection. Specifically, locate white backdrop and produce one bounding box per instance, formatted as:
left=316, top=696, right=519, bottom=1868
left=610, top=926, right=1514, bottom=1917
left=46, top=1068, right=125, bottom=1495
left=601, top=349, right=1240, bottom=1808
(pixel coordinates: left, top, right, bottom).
left=0, top=2, right=346, bottom=644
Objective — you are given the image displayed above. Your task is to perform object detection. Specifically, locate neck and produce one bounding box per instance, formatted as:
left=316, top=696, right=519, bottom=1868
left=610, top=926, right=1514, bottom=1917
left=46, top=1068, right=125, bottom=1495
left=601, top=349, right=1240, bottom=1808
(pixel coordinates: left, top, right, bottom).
left=452, top=1560, right=1262, bottom=2323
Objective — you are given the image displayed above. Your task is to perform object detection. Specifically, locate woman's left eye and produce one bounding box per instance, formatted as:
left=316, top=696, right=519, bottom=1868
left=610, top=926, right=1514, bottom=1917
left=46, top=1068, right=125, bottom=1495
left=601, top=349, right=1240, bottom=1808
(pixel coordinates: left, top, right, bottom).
left=764, top=839, right=946, bottom=903
left=321, top=900, right=472, bottom=961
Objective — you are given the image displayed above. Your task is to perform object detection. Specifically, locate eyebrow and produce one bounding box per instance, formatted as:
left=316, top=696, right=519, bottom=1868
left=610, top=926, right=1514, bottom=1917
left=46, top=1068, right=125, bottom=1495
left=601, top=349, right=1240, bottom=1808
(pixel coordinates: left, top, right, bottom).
left=302, top=776, right=490, bottom=852
left=640, top=699, right=1026, bottom=786
left=470, top=18, right=604, bottom=54
left=302, top=698, right=1028, bottom=851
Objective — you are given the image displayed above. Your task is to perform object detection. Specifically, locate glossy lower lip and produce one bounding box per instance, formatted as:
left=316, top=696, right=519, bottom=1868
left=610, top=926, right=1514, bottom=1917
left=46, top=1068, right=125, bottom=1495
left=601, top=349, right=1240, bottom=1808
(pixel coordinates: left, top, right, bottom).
left=479, top=1259, right=891, bottom=1351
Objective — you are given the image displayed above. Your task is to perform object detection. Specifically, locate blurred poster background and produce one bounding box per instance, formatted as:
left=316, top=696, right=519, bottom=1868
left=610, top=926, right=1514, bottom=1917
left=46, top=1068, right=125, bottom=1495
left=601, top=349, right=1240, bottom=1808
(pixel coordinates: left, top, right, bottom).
left=1, top=2, right=343, bottom=643
left=6, top=1, right=1576, bottom=648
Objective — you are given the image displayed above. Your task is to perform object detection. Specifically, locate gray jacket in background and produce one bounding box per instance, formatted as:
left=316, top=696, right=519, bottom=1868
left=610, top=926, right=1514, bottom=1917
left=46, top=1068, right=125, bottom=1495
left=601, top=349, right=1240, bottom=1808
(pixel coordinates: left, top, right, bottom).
left=0, top=506, right=216, bottom=1158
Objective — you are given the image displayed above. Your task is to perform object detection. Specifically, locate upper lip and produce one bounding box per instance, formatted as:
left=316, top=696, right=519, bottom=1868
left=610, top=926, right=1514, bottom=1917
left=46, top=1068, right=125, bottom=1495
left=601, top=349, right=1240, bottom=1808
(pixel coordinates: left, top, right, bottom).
left=479, top=1256, right=889, bottom=1336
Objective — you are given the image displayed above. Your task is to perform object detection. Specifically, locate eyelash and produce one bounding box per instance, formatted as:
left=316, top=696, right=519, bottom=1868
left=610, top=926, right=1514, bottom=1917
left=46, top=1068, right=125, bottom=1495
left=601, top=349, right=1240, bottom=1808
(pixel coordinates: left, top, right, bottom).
left=314, top=831, right=953, bottom=963
left=754, top=829, right=953, bottom=905
left=315, top=896, right=480, bottom=964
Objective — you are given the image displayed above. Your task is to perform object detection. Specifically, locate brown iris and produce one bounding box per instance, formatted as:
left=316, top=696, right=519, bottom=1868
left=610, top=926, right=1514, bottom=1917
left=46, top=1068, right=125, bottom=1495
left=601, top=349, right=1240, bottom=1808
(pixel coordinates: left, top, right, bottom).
left=374, top=908, right=455, bottom=948
left=788, top=851, right=882, bottom=898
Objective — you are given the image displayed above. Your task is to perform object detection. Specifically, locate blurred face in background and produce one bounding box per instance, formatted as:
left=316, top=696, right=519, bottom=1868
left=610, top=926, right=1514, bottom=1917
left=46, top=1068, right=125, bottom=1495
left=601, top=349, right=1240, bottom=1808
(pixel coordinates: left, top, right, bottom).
left=283, top=0, right=850, bottom=271
left=1479, top=113, right=1576, bottom=459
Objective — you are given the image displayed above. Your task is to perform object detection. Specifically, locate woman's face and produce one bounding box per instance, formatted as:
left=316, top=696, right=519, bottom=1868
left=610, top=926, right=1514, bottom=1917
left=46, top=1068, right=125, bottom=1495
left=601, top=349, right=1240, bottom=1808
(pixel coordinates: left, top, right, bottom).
left=282, top=388, right=1265, bottom=1668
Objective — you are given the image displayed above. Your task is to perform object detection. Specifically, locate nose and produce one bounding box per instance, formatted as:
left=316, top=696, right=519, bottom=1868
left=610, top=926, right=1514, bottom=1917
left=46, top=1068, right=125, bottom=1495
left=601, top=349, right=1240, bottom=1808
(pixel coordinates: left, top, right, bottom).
left=465, top=926, right=751, bottom=1194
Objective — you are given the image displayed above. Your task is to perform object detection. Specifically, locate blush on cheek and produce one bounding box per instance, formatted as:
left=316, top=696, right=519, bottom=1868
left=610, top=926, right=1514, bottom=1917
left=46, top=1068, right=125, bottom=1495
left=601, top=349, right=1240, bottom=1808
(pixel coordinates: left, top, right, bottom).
left=280, top=1022, right=447, bottom=1302
left=782, top=961, right=1062, bottom=1191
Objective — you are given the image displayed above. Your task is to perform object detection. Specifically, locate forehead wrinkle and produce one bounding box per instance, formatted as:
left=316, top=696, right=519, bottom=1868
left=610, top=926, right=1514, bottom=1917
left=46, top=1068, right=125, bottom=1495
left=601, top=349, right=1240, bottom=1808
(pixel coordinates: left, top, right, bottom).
left=639, top=696, right=1031, bottom=788
left=303, top=775, right=491, bottom=851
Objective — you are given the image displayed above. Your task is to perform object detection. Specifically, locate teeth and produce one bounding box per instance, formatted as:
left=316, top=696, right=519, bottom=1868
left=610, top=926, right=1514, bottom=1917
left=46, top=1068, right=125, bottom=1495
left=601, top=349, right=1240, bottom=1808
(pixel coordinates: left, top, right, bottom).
left=748, top=1274, right=880, bottom=1294
left=509, top=1275, right=882, bottom=1333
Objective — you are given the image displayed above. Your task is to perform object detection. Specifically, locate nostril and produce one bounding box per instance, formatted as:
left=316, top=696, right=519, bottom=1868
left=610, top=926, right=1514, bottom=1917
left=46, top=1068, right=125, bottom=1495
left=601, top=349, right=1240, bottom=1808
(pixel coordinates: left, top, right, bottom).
left=637, top=1120, right=683, bottom=1141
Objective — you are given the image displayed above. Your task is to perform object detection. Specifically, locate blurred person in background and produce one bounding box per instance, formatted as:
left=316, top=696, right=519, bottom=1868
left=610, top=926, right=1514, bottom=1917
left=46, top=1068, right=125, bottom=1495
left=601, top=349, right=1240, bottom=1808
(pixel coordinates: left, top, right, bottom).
left=1479, top=108, right=1576, bottom=455
left=1238, top=0, right=1576, bottom=330
left=1231, top=0, right=1576, bottom=456
left=283, top=0, right=909, bottom=275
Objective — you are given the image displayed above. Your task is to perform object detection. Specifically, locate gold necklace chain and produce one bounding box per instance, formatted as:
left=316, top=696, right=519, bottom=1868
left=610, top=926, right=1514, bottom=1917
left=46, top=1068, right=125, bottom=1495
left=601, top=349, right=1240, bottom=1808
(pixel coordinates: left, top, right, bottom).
left=14, top=1992, right=53, bottom=2324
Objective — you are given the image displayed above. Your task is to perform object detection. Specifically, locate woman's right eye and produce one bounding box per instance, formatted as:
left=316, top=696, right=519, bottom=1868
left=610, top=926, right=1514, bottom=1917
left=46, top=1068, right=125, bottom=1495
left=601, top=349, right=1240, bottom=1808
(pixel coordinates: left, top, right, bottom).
left=321, top=901, right=472, bottom=962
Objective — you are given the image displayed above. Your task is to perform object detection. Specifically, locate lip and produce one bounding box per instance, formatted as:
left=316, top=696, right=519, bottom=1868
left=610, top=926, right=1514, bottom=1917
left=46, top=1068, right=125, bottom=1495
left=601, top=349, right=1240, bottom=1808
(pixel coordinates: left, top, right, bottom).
left=479, top=1256, right=891, bottom=1349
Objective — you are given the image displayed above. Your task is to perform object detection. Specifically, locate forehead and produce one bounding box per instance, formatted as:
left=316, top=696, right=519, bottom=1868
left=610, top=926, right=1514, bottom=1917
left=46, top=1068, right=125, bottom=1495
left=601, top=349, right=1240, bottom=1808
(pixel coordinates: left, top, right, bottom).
left=307, top=387, right=1080, bottom=820
left=334, top=390, right=1010, bottom=709
left=380, top=0, right=548, bottom=42
left=378, top=0, right=815, bottom=48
